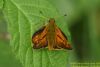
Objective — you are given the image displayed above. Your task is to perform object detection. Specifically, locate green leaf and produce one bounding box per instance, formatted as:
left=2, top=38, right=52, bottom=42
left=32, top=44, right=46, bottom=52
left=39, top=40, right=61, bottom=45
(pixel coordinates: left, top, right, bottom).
left=0, top=0, right=3, bottom=9
left=3, top=0, right=71, bottom=67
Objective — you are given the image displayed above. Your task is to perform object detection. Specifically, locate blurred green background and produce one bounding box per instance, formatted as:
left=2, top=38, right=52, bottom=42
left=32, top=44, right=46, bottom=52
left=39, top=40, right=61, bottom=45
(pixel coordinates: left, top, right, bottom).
left=0, top=11, right=22, bottom=67
left=0, top=0, right=100, bottom=67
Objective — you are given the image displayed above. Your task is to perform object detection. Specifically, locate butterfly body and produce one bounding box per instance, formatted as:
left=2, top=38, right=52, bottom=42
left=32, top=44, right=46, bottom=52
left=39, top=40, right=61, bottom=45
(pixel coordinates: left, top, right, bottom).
left=47, top=19, right=57, bottom=50
left=32, top=18, right=72, bottom=50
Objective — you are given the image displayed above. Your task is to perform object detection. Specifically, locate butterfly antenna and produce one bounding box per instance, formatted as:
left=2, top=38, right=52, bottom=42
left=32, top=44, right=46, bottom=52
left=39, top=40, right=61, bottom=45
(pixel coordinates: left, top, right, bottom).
left=55, top=14, right=67, bottom=20
left=39, top=11, right=50, bottom=25
left=39, top=11, right=48, bottom=19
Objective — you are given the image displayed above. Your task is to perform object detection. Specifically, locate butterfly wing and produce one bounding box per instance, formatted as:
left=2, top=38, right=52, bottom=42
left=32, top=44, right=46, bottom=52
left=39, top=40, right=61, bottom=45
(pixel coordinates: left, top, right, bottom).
left=32, top=26, right=48, bottom=49
left=55, top=26, right=72, bottom=50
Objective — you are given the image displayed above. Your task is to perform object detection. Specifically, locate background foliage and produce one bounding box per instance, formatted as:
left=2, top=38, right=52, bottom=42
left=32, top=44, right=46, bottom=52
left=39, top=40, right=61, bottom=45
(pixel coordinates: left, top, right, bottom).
left=0, top=0, right=100, bottom=67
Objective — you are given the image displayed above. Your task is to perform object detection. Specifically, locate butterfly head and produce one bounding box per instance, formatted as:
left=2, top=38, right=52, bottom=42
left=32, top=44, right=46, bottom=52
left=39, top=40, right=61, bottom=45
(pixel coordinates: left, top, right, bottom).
left=49, top=18, right=55, bottom=23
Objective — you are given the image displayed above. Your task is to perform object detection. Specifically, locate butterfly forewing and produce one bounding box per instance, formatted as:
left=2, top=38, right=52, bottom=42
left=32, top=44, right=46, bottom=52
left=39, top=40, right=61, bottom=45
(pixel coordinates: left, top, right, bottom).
left=32, top=26, right=48, bottom=49
left=55, top=26, right=72, bottom=50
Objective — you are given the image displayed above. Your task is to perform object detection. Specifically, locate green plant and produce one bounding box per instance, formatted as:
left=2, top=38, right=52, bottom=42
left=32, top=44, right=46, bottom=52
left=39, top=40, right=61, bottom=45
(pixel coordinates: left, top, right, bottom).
left=0, top=0, right=72, bottom=67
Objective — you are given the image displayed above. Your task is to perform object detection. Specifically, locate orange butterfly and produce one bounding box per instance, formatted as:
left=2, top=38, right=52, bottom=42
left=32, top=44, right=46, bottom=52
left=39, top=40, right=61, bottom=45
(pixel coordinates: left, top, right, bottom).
left=32, top=18, right=72, bottom=50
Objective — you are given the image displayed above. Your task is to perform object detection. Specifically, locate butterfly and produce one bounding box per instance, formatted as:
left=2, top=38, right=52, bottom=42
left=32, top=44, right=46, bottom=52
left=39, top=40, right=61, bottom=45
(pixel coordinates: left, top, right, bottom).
left=32, top=18, right=72, bottom=50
